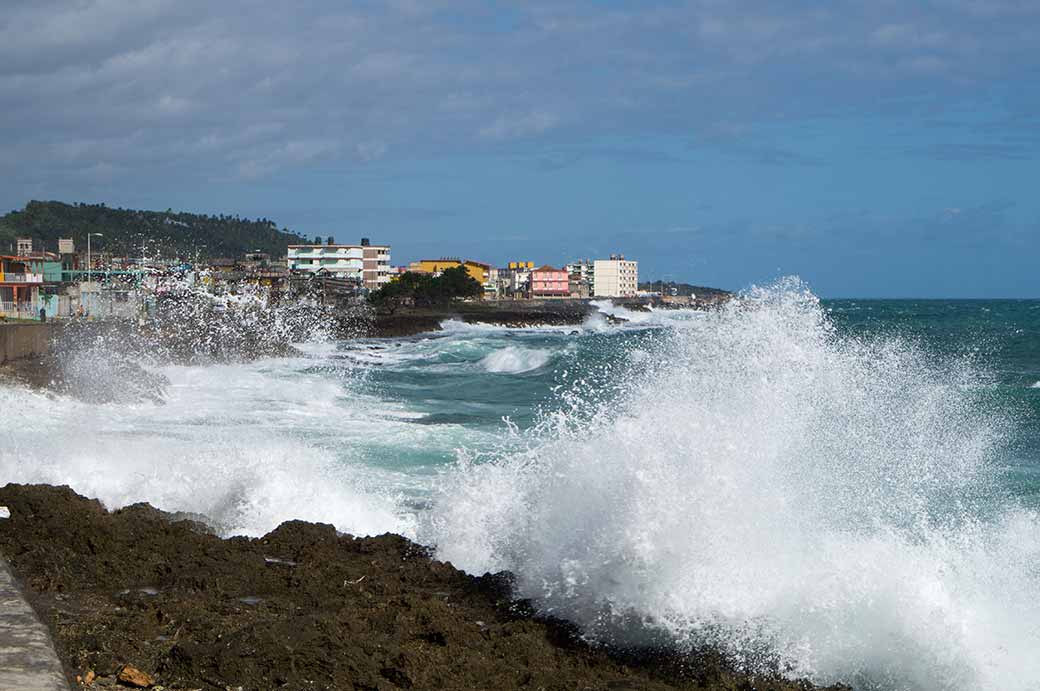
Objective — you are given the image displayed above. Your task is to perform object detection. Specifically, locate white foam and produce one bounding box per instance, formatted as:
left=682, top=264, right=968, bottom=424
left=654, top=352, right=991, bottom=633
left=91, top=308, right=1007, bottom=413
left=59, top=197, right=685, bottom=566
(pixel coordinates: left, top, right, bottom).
left=438, top=318, right=585, bottom=334
left=480, top=346, right=553, bottom=374
left=1030, top=381, right=1040, bottom=389
left=428, top=277, right=1037, bottom=691
left=590, top=299, right=653, bottom=323
left=0, top=358, right=416, bottom=538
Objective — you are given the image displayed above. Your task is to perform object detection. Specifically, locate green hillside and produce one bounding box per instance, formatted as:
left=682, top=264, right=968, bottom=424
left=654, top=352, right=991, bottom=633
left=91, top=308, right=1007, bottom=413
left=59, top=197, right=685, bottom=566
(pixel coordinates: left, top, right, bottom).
left=0, top=200, right=311, bottom=259
left=640, top=280, right=731, bottom=298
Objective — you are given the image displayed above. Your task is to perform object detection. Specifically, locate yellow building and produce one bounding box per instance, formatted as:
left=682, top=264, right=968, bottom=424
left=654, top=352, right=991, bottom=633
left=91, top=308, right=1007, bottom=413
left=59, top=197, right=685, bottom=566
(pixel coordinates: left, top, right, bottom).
left=507, top=261, right=535, bottom=270
left=408, top=258, right=492, bottom=285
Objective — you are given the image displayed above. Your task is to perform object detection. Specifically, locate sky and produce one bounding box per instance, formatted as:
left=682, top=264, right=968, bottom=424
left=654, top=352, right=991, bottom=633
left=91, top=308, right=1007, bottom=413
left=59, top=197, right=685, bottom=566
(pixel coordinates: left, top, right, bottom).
left=2, top=0, right=1039, bottom=297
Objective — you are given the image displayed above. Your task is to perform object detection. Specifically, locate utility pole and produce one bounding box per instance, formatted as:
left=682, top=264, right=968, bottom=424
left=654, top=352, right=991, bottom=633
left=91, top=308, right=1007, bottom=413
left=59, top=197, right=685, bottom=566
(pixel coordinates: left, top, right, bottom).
left=87, top=233, right=103, bottom=314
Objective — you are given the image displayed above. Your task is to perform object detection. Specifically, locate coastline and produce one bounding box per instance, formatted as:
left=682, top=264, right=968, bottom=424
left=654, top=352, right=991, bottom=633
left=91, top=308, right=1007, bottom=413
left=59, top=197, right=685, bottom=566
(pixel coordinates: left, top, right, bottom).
left=361, top=299, right=598, bottom=338
left=360, top=295, right=728, bottom=338
left=0, top=484, right=838, bottom=691
left=0, top=297, right=726, bottom=398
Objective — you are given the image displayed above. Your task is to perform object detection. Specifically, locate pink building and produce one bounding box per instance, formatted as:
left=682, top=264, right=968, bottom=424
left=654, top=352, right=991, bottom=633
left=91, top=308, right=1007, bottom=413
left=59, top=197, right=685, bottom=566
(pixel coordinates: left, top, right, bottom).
left=530, top=265, right=569, bottom=298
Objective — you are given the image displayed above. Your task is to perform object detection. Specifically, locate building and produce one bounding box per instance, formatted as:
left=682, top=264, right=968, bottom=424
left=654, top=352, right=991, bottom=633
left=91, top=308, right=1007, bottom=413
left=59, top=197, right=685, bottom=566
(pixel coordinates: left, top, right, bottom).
left=0, top=256, right=44, bottom=318
left=565, top=259, right=595, bottom=298
left=241, top=251, right=271, bottom=270
left=498, top=261, right=535, bottom=298
left=593, top=255, right=638, bottom=297
left=530, top=265, right=569, bottom=298
left=484, top=267, right=500, bottom=299
left=287, top=238, right=391, bottom=291
left=408, top=259, right=492, bottom=287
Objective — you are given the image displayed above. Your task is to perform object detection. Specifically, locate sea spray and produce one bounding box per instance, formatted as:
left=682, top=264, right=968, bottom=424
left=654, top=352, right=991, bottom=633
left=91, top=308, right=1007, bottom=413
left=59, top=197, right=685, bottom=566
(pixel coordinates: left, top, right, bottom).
left=1, top=280, right=414, bottom=539
left=0, top=357, right=416, bottom=539
left=427, top=278, right=1038, bottom=690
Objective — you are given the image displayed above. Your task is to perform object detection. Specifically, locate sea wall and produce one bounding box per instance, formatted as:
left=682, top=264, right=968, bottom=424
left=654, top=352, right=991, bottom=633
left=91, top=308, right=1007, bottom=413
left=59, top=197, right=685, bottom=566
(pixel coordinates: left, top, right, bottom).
left=0, top=324, right=53, bottom=365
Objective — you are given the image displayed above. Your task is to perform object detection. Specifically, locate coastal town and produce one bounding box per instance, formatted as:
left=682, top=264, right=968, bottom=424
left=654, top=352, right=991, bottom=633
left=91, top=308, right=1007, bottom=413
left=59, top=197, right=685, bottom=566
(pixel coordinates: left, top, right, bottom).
left=0, top=231, right=706, bottom=322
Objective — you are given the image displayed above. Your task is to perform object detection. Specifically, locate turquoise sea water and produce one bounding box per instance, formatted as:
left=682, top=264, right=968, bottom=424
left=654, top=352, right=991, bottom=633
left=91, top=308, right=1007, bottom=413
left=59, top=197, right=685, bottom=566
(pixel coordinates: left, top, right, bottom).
left=353, top=299, right=1040, bottom=505
left=3, top=285, right=1040, bottom=689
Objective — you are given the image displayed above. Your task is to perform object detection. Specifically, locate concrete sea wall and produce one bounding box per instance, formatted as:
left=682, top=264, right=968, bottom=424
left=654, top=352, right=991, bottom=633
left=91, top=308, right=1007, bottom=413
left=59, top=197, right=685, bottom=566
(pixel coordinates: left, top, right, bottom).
left=0, top=324, right=54, bottom=365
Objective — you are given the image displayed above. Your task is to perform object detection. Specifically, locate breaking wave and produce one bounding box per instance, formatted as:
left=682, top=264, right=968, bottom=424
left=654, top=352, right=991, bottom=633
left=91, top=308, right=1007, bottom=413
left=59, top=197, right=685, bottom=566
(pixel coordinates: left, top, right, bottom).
left=427, top=278, right=1039, bottom=690
left=480, top=346, right=553, bottom=374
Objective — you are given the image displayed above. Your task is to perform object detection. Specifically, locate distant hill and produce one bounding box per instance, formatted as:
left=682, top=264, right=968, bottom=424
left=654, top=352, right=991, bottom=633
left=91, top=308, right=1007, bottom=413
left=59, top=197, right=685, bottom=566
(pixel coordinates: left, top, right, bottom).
left=0, top=200, right=311, bottom=258
left=640, top=280, right=731, bottom=298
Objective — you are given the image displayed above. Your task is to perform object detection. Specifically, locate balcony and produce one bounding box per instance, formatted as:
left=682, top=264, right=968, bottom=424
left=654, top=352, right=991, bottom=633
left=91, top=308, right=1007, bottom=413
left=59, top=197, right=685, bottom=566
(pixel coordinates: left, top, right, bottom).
left=0, top=272, right=44, bottom=284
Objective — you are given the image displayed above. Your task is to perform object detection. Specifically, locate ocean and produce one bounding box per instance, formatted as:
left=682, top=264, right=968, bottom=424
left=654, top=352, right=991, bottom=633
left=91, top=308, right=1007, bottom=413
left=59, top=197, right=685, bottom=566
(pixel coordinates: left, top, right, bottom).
left=3, top=279, right=1040, bottom=690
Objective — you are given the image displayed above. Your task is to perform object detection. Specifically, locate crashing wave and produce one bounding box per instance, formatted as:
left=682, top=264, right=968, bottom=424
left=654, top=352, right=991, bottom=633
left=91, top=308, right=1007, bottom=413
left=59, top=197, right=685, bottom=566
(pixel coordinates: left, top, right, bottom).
left=428, top=277, right=1037, bottom=691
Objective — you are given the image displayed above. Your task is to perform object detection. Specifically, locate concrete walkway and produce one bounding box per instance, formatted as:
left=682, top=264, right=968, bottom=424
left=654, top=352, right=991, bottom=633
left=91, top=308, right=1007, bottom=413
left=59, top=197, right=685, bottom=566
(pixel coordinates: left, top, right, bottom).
left=0, top=558, right=68, bottom=690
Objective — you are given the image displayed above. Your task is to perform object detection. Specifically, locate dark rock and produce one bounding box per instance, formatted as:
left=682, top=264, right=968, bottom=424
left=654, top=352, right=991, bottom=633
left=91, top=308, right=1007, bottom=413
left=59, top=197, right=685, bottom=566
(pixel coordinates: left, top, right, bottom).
left=0, top=484, right=847, bottom=691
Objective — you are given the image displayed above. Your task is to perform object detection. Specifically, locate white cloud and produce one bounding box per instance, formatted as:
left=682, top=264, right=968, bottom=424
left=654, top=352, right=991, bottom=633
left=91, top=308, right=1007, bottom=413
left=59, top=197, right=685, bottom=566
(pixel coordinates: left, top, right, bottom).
left=2, top=0, right=1039, bottom=198
left=479, top=111, right=560, bottom=140
left=235, top=139, right=343, bottom=180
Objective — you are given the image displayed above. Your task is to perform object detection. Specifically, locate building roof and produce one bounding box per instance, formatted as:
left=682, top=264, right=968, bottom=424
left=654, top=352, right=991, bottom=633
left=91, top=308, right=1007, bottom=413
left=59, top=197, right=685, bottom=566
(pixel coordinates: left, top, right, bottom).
left=288, top=243, right=388, bottom=249
left=418, top=258, right=492, bottom=269
left=533, top=265, right=563, bottom=272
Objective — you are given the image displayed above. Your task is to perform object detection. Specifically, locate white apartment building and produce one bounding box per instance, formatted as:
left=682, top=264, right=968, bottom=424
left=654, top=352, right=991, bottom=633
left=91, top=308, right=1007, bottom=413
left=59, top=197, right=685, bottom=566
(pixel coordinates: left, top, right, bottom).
left=287, top=238, right=391, bottom=290
left=593, top=255, right=638, bottom=297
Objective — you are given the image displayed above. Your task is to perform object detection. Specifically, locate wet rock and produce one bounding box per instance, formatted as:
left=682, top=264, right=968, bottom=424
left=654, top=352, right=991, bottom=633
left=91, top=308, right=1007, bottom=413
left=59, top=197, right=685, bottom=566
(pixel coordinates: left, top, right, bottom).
left=116, top=664, right=154, bottom=687
left=0, top=484, right=848, bottom=691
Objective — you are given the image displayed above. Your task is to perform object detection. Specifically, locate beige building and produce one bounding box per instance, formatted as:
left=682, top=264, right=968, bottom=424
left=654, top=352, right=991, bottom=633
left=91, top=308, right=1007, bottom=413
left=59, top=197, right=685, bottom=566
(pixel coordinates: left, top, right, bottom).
left=593, top=255, right=638, bottom=297
left=287, top=238, right=391, bottom=290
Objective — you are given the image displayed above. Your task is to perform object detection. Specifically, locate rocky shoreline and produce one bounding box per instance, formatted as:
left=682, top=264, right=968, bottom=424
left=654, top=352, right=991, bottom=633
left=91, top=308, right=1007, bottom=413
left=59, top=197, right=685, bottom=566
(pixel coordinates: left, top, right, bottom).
left=0, top=484, right=840, bottom=691
left=360, top=295, right=732, bottom=338
left=363, top=302, right=597, bottom=338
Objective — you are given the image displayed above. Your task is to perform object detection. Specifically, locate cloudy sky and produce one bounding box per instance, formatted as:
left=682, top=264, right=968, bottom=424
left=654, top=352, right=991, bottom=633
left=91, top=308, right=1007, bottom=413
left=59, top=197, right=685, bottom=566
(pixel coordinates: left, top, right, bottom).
left=3, top=0, right=1039, bottom=296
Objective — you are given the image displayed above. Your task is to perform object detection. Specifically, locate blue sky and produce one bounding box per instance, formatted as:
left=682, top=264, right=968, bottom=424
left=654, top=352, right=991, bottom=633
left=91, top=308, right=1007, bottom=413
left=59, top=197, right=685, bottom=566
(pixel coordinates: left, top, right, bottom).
left=2, top=1, right=1038, bottom=296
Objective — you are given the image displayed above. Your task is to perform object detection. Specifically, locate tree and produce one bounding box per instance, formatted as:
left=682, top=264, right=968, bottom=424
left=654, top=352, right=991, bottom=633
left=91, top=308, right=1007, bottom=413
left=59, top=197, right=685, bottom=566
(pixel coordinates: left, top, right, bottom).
left=368, top=266, right=483, bottom=311
left=436, top=265, right=482, bottom=301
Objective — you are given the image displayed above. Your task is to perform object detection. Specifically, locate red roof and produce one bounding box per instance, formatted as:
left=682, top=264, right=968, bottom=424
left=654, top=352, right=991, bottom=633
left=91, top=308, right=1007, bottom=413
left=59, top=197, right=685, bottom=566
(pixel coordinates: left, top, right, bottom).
left=533, top=265, right=562, bottom=272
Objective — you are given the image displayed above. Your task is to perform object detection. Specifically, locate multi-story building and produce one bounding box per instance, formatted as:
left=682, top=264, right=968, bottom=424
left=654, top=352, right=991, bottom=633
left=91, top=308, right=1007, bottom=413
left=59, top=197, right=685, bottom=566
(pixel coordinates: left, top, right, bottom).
left=287, top=238, right=391, bottom=291
left=593, top=255, right=638, bottom=297
left=565, top=259, right=595, bottom=298
left=531, top=265, right=569, bottom=298
left=498, top=261, right=535, bottom=298
left=0, top=255, right=44, bottom=318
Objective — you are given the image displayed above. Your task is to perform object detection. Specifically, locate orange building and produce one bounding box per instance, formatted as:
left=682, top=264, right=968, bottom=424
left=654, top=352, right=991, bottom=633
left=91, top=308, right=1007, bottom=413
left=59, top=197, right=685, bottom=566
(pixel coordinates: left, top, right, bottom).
left=408, top=258, right=491, bottom=286
left=0, top=256, right=44, bottom=317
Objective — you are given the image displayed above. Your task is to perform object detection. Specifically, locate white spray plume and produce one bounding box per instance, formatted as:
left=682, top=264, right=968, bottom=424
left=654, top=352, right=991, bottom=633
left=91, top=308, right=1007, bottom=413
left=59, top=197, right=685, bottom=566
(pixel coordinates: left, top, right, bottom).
left=428, top=277, right=1036, bottom=691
